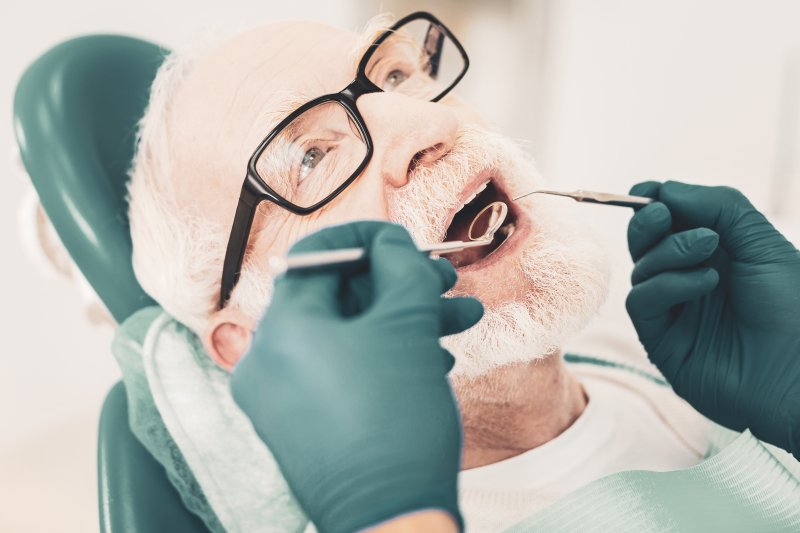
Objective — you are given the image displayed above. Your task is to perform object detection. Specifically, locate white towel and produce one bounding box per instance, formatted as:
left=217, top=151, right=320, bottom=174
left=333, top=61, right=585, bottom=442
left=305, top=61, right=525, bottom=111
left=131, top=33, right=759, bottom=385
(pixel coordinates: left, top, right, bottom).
left=137, top=309, right=308, bottom=532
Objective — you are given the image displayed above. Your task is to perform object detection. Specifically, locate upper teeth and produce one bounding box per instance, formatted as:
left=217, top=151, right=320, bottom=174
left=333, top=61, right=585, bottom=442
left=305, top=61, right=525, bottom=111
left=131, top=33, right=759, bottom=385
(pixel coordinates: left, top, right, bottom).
left=456, top=180, right=491, bottom=214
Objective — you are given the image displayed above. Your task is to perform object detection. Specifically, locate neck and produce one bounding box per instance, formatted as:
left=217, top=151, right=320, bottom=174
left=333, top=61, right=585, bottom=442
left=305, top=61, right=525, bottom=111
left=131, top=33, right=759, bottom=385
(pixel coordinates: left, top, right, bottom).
left=453, top=353, right=587, bottom=470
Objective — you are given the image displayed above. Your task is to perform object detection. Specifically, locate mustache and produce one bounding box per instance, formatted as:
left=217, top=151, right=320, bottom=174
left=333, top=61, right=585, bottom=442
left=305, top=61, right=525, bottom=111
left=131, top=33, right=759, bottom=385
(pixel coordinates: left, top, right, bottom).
left=386, top=124, right=543, bottom=245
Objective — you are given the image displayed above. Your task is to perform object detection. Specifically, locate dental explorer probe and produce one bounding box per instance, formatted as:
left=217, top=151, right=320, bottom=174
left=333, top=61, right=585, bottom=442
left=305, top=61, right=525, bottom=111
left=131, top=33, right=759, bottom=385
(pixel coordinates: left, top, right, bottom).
left=269, top=237, right=494, bottom=274
left=512, top=189, right=653, bottom=208
left=270, top=202, right=509, bottom=274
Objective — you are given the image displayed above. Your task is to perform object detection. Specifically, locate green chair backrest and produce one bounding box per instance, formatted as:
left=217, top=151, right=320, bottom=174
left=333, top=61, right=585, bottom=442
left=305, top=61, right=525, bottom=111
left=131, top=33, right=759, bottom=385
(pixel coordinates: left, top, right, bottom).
left=14, top=34, right=164, bottom=323
left=14, top=35, right=211, bottom=532
left=99, top=382, right=210, bottom=533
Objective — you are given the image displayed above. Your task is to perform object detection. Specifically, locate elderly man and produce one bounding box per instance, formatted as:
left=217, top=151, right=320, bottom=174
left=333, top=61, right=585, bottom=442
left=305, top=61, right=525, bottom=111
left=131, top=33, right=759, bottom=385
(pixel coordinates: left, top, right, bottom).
left=124, top=11, right=796, bottom=533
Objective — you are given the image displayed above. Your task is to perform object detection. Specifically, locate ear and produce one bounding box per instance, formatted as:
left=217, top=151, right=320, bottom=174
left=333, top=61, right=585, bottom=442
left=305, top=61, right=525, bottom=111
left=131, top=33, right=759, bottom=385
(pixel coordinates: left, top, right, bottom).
left=203, top=307, right=256, bottom=372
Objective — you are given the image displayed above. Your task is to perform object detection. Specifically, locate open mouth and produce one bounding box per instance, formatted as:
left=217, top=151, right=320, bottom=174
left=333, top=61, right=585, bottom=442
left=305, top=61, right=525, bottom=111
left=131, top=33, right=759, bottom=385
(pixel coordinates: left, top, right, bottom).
left=444, top=179, right=518, bottom=268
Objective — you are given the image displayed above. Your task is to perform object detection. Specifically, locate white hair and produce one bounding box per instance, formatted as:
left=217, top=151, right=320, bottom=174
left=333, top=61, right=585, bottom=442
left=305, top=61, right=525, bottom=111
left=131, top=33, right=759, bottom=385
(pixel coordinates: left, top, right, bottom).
left=127, top=35, right=272, bottom=335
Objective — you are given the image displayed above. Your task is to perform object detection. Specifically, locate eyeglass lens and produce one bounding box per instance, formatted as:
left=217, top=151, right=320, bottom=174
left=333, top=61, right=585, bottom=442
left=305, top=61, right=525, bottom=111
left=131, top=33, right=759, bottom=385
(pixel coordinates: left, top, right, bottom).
left=255, top=101, right=368, bottom=209
left=255, top=18, right=465, bottom=209
left=364, top=19, right=465, bottom=101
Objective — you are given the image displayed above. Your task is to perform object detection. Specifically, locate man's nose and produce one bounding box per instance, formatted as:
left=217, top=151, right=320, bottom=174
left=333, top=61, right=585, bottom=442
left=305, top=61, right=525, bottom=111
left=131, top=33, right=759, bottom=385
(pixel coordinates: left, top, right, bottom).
left=355, top=93, right=459, bottom=188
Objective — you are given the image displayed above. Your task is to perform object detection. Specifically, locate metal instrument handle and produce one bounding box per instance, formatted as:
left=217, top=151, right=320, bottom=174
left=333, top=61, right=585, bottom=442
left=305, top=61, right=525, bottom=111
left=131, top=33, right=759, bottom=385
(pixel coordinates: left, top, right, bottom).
left=513, top=188, right=653, bottom=208
left=269, top=238, right=493, bottom=273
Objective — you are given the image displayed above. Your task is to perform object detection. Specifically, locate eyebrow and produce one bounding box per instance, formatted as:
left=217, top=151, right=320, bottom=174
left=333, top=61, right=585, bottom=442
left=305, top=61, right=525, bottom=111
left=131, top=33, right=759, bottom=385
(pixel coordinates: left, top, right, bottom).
left=263, top=91, right=315, bottom=128
left=348, top=27, right=380, bottom=72
left=348, top=19, right=391, bottom=73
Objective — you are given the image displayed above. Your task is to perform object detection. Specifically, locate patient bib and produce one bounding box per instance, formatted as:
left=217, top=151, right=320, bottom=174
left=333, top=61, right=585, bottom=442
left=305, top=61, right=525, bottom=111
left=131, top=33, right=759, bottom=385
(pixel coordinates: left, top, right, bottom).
left=459, top=367, right=703, bottom=531
left=505, top=430, right=800, bottom=532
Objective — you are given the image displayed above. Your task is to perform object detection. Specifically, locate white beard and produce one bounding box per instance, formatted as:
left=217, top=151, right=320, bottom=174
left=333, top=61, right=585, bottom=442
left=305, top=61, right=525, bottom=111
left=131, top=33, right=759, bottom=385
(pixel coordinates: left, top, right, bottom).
left=388, top=125, right=610, bottom=379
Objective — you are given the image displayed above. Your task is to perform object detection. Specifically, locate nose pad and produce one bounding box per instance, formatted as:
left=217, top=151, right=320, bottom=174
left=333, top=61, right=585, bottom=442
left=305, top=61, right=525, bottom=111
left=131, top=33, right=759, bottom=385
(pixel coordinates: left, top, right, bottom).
left=408, top=143, right=450, bottom=174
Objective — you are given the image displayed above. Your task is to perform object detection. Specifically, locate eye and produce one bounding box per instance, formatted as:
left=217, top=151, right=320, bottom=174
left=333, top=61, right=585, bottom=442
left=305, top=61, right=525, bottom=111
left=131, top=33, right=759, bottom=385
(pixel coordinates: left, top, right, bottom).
left=299, top=146, right=326, bottom=180
left=382, top=69, right=409, bottom=91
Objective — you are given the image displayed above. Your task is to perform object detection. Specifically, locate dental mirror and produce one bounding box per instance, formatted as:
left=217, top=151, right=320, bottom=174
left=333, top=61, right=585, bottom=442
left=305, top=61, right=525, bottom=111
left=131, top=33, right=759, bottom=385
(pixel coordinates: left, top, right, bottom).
left=272, top=201, right=510, bottom=273
left=467, top=201, right=509, bottom=241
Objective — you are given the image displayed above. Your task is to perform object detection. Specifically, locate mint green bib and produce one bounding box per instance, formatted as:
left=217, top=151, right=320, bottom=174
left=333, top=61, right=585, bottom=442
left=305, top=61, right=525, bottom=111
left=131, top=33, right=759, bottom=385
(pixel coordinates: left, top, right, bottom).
left=505, top=361, right=800, bottom=532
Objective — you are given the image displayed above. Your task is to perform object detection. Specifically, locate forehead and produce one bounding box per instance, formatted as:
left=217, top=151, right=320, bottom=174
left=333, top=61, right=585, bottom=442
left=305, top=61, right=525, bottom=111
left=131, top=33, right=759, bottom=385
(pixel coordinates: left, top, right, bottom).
left=172, top=21, right=364, bottom=185
left=189, top=22, right=358, bottom=117
left=232, top=21, right=359, bottom=95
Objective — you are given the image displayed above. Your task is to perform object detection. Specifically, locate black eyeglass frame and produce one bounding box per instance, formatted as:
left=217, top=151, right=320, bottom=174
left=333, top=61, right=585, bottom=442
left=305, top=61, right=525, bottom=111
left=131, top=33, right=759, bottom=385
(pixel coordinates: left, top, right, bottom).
left=219, top=11, right=470, bottom=308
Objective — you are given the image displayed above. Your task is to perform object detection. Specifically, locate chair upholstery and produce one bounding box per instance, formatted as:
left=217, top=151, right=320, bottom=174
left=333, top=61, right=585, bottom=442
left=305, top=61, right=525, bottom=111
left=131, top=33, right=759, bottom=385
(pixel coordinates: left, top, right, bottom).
left=14, top=35, right=211, bottom=532
left=14, top=34, right=160, bottom=323
left=99, top=382, right=210, bottom=532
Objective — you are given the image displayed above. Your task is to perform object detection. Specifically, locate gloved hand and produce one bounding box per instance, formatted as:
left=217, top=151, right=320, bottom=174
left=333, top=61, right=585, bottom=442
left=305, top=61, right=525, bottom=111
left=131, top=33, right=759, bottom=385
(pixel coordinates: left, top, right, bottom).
left=231, top=221, right=484, bottom=533
left=626, top=180, right=800, bottom=457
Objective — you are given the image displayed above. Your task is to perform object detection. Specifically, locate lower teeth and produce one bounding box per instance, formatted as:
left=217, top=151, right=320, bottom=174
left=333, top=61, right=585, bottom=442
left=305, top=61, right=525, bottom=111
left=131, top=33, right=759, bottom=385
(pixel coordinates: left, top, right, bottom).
left=484, top=222, right=515, bottom=260
left=497, top=222, right=516, bottom=238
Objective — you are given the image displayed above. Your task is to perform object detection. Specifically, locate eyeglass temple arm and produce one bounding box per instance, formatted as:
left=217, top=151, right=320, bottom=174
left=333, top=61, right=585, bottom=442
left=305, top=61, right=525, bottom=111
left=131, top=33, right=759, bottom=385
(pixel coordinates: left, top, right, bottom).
left=423, top=23, right=445, bottom=79
left=219, top=196, right=258, bottom=309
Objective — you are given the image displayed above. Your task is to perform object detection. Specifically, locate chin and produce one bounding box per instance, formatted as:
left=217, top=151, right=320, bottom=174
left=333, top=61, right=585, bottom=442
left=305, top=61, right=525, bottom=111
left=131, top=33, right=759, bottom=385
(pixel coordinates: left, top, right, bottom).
left=442, top=193, right=611, bottom=380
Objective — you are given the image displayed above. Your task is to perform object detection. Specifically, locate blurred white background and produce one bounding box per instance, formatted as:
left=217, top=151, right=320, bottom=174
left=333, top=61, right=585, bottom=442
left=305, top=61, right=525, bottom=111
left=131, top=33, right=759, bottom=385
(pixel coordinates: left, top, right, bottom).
left=2, top=0, right=799, bottom=531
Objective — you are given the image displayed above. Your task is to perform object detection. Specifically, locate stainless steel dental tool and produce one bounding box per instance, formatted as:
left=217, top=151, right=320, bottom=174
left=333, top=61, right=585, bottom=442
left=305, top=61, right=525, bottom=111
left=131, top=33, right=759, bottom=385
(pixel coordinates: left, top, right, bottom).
left=468, top=201, right=509, bottom=241
left=512, top=189, right=653, bottom=208
left=270, top=201, right=510, bottom=273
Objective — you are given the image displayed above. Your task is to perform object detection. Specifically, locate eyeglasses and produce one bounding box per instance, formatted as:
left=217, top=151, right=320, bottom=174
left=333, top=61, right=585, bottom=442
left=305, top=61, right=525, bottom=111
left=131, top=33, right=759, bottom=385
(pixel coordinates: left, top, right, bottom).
left=219, top=11, right=469, bottom=308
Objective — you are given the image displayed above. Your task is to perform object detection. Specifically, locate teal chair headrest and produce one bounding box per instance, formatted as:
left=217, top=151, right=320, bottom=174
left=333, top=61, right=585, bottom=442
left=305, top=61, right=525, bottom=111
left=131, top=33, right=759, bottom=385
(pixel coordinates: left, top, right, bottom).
left=14, top=35, right=170, bottom=323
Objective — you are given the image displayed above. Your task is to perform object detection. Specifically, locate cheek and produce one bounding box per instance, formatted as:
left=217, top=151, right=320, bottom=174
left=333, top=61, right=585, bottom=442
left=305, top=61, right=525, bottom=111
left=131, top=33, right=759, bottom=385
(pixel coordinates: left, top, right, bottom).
left=255, top=175, right=390, bottom=256
left=251, top=210, right=325, bottom=259
left=318, top=175, right=389, bottom=224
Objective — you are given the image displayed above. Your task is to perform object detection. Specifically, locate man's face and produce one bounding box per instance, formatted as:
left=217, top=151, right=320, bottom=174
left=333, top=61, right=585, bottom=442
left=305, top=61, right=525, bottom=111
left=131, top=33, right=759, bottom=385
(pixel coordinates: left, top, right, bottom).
left=172, top=18, right=609, bottom=377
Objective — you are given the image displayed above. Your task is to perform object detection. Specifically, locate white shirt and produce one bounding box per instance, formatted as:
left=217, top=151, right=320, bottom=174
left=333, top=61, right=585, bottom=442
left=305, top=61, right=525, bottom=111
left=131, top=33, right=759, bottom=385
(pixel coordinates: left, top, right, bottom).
left=458, top=371, right=704, bottom=532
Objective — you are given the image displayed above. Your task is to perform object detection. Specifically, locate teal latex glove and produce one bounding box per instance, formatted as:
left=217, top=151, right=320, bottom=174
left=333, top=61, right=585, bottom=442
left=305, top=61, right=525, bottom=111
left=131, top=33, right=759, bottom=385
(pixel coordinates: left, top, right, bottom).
left=626, top=181, right=800, bottom=457
left=231, top=221, right=484, bottom=533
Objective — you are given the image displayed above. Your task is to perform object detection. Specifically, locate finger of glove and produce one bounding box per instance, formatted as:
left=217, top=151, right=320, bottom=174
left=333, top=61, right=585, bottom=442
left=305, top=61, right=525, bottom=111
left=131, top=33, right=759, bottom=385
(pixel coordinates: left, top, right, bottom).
left=432, top=257, right=458, bottom=294
left=442, top=350, right=457, bottom=373
left=271, top=269, right=343, bottom=317
left=631, top=228, right=719, bottom=285
left=279, top=221, right=398, bottom=316
left=658, top=181, right=794, bottom=263
left=369, top=224, right=448, bottom=302
left=440, top=297, right=485, bottom=337
left=628, top=202, right=673, bottom=262
left=629, top=180, right=662, bottom=200
left=288, top=220, right=391, bottom=254
left=626, top=268, right=719, bottom=345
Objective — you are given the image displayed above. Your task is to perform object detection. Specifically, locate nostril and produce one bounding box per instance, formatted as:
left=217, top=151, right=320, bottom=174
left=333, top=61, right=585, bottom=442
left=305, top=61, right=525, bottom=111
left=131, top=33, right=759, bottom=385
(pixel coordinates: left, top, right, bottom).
left=408, top=153, right=422, bottom=175
left=408, top=143, right=449, bottom=175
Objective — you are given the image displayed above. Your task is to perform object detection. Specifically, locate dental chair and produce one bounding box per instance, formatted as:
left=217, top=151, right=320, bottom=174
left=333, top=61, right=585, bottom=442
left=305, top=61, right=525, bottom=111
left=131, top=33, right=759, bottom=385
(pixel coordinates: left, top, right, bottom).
left=14, top=36, right=210, bottom=532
